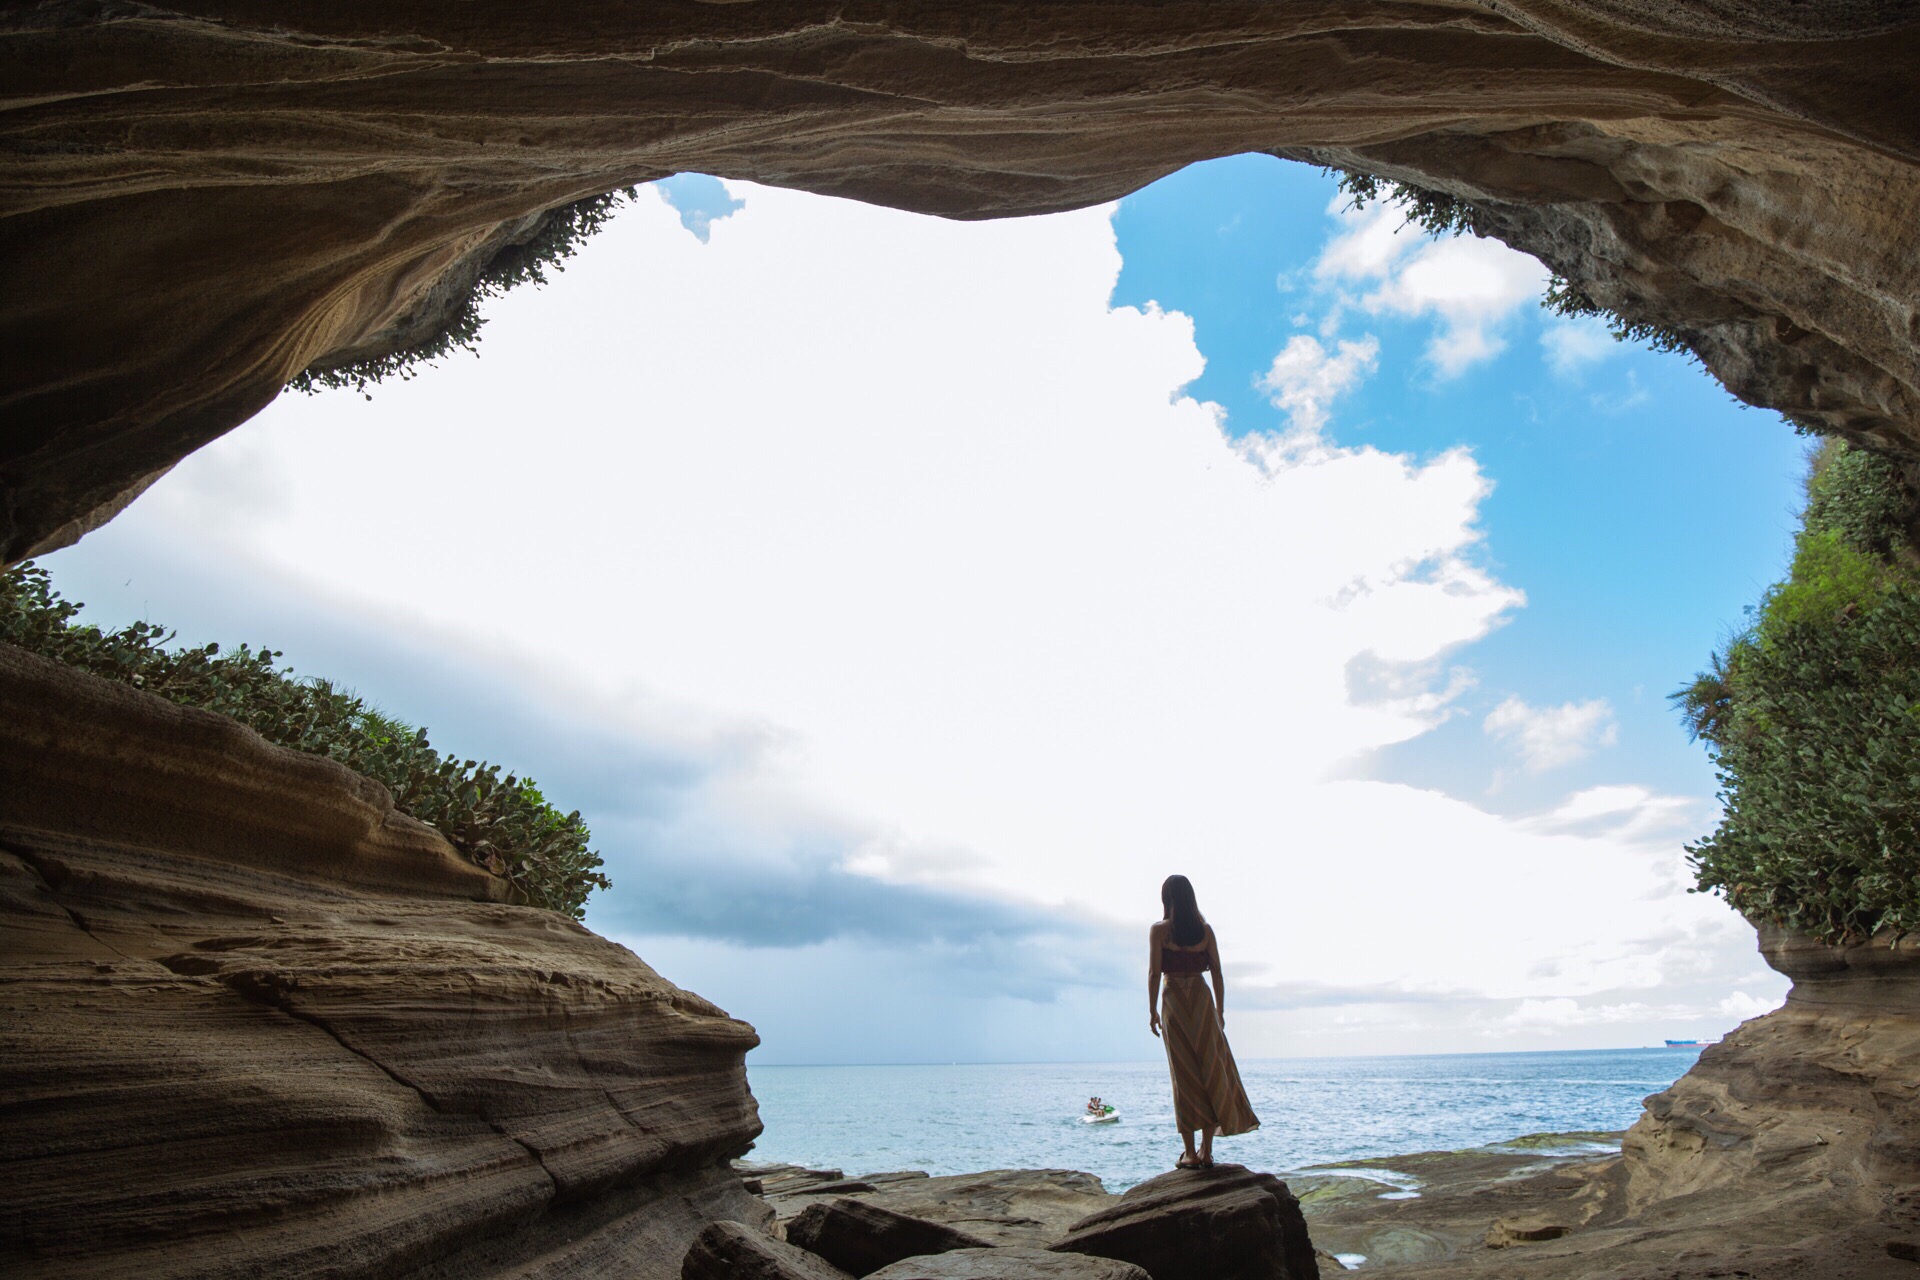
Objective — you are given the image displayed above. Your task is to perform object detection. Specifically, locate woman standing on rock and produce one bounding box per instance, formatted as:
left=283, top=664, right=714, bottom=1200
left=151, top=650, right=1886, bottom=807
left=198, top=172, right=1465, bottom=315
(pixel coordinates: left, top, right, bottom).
left=1149, top=874, right=1258, bottom=1169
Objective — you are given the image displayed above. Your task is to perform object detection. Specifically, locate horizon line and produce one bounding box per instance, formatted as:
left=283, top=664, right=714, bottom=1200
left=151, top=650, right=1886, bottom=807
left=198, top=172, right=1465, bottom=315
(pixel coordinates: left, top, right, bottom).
left=746, top=1043, right=1710, bottom=1068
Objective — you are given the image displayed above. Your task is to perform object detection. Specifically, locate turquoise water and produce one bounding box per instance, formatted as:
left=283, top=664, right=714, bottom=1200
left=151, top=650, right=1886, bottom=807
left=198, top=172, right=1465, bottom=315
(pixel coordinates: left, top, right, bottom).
left=745, top=1047, right=1704, bottom=1191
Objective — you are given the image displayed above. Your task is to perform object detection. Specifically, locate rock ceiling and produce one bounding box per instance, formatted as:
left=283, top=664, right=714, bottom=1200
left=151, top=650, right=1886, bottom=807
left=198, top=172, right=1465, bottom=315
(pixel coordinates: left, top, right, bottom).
left=4, top=2, right=1918, bottom=562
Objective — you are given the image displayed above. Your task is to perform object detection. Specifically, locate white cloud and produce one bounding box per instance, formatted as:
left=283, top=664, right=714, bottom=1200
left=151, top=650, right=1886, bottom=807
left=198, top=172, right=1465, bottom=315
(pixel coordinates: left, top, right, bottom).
left=1363, top=235, right=1549, bottom=376
left=1719, top=990, right=1782, bottom=1021
left=1484, top=696, right=1620, bottom=772
left=1315, top=194, right=1550, bottom=378
left=78, top=178, right=1782, bottom=1057
left=1255, top=334, right=1379, bottom=436
left=1315, top=198, right=1411, bottom=281
left=1541, top=316, right=1619, bottom=376
left=1426, top=323, right=1505, bottom=376
left=1509, top=997, right=1646, bottom=1029
left=1527, top=784, right=1703, bottom=844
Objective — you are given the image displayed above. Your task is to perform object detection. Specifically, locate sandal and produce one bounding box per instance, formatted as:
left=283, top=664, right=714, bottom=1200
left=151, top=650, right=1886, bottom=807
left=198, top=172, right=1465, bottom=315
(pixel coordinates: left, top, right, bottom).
left=1175, top=1155, right=1201, bottom=1169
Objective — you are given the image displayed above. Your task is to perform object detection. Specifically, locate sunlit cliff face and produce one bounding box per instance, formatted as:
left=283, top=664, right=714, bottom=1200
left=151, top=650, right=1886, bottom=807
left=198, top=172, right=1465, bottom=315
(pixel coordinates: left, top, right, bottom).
left=4, top=3, right=1918, bottom=564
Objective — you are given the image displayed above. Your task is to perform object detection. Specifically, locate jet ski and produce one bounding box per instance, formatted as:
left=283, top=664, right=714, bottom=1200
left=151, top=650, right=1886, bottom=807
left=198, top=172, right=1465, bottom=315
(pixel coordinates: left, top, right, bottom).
left=1079, top=1105, right=1119, bottom=1124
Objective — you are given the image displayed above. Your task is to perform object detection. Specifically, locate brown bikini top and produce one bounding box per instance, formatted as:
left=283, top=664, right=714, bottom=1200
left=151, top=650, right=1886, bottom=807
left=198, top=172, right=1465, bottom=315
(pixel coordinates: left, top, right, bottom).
left=1161, top=945, right=1210, bottom=974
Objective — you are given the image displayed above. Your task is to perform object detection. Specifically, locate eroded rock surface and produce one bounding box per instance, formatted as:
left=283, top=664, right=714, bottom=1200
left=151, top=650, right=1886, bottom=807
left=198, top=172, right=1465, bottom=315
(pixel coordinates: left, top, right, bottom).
left=1290, top=1135, right=1625, bottom=1267
left=0, top=643, right=766, bottom=1279
left=4, top=4, right=1919, bottom=560
left=1625, top=925, right=1920, bottom=1221
left=1329, top=926, right=1920, bottom=1278
left=1586, top=923, right=1920, bottom=1276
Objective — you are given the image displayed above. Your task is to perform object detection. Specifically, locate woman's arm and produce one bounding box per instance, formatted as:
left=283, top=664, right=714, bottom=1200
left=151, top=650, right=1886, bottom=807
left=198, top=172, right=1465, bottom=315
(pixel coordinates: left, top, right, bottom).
left=1207, top=924, right=1226, bottom=1028
left=1147, top=923, right=1164, bottom=1038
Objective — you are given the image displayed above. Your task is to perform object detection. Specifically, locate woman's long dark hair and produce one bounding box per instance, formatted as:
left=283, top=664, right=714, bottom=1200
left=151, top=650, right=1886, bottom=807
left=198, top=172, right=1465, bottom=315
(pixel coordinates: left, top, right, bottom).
left=1161, top=875, right=1205, bottom=947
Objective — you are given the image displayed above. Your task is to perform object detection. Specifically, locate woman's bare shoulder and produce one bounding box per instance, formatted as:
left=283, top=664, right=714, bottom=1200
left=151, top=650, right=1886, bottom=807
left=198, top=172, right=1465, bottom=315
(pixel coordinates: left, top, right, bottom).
left=1149, top=919, right=1168, bottom=940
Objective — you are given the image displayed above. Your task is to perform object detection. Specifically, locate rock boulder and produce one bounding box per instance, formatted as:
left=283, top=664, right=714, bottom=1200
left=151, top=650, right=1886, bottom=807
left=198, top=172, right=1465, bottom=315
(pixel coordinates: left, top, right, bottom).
left=787, top=1198, right=994, bottom=1276
left=868, top=1248, right=1150, bottom=1280
left=1050, top=1164, right=1319, bottom=1280
left=766, top=1168, right=1113, bottom=1249
left=682, top=1221, right=855, bottom=1280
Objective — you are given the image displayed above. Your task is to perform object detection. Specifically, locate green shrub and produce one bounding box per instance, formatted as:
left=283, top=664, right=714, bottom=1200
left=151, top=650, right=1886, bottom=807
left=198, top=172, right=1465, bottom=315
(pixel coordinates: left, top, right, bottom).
left=0, top=563, right=609, bottom=917
left=1802, top=434, right=1910, bottom=558
left=1757, top=529, right=1893, bottom=641
left=1677, top=441, right=1920, bottom=942
left=290, top=188, right=635, bottom=395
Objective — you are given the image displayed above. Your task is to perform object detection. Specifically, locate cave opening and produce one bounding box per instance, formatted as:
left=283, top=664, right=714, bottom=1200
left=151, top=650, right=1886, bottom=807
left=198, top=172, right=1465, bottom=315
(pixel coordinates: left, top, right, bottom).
left=6, top=7, right=1918, bottom=1275
left=29, top=152, right=1809, bottom=1080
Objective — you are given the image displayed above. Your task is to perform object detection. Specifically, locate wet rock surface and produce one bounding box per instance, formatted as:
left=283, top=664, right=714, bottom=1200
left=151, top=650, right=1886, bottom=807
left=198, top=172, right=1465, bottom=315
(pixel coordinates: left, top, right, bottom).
left=4, top=4, right=1918, bottom=561
left=1289, top=1134, right=1626, bottom=1267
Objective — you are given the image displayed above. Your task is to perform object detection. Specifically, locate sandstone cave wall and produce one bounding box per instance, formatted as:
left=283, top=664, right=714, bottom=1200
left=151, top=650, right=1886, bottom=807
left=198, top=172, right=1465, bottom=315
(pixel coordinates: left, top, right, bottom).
left=1382, top=923, right=1920, bottom=1276
left=4, top=2, right=1920, bottom=561
left=7, top=8, right=1920, bottom=1273
left=1620, top=923, right=1920, bottom=1233
left=0, top=643, right=767, bottom=1280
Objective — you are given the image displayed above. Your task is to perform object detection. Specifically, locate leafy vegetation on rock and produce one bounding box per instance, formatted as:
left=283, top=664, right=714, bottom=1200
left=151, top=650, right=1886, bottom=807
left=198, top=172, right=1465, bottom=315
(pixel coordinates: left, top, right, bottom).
left=1330, top=171, right=1694, bottom=358
left=1538, top=274, right=1693, bottom=357
left=290, top=188, right=635, bottom=395
left=1331, top=170, right=1479, bottom=238
left=1677, top=440, right=1920, bottom=943
left=1, top=563, right=609, bottom=916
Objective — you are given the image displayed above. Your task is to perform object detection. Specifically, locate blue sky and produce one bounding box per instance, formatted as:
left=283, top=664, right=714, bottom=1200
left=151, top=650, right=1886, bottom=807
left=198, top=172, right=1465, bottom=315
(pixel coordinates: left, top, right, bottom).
left=1107, top=155, right=1805, bottom=812
left=42, top=157, right=1804, bottom=1063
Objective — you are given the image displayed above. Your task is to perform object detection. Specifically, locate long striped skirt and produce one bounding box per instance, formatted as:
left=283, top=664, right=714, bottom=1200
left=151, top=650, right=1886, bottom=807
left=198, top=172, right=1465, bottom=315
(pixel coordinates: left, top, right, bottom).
left=1161, top=973, right=1259, bottom=1137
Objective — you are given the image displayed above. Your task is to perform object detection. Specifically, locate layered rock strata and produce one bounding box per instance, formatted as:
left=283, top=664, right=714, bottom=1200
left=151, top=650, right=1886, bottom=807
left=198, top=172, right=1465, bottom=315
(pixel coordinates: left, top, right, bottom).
left=4, top=3, right=1920, bottom=560
left=1597, top=923, right=1920, bottom=1272
left=0, top=643, right=766, bottom=1280
left=1339, top=927, right=1920, bottom=1277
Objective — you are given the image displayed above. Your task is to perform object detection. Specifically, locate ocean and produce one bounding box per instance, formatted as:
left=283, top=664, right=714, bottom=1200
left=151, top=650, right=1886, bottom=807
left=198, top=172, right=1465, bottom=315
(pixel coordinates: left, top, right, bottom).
left=744, top=1046, right=1705, bottom=1191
